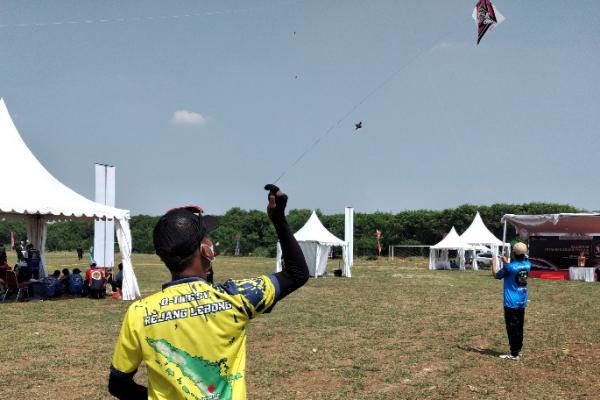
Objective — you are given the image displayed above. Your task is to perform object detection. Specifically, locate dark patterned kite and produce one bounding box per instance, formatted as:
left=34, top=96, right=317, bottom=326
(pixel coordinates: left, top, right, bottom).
left=473, top=0, right=505, bottom=45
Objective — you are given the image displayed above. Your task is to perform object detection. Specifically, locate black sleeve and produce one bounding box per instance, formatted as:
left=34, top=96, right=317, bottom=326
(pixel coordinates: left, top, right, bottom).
left=271, top=214, right=309, bottom=300
left=108, top=368, right=147, bottom=399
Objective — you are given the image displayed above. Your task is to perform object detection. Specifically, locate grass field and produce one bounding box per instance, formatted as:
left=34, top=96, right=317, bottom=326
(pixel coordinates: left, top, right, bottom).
left=2, top=252, right=600, bottom=400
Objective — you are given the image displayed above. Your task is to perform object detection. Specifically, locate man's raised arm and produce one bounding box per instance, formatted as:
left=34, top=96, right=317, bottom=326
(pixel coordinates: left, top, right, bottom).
left=265, top=184, right=309, bottom=299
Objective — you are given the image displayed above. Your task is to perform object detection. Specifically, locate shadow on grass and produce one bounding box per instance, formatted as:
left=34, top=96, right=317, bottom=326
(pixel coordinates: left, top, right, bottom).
left=457, top=345, right=503, bottom=357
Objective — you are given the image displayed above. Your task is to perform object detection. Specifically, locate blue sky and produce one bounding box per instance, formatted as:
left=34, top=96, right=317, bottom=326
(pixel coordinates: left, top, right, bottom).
left=1, top=1, right=599, bottom=215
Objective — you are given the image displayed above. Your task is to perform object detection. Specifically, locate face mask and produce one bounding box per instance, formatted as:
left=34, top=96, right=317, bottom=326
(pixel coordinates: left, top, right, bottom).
left=200, top=240, right=218, bottom=283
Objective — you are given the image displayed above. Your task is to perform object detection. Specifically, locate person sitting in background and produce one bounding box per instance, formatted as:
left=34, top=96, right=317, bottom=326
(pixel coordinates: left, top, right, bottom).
left=26, top=243, right=42, bottom=279
left=105, top=268, right=114, bottom=288
left=84, top=262, right=99, bottom=294
left=43, top=270, right=63, bottom=299
left=68, top=268, right=84, bottom=295
left=15, top=259, right=31, bottom=282
left=109, top=263, right=123, bottom=292
left=13, top=241, right=24, bottom=262
left=85, top=262, right=102, bottom=285
left=85, top=262, right=106, bottom=299
left=60, top=268, right=70, bottom=288
left=0, top=247, right=9, bottom=294
left=89, top=269, right=106, bottom=299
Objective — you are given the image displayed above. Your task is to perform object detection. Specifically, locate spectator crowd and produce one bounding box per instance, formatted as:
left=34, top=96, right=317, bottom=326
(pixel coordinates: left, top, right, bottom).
left=0, top=242, right=123, bottom=301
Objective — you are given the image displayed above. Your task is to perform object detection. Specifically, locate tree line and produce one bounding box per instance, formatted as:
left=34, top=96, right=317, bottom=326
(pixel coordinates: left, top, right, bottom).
left=0, top=202, right=579, bottom=257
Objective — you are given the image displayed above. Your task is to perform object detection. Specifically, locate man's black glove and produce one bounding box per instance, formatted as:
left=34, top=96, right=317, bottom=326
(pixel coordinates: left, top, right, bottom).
left=264, top=184, right=288, bottom=221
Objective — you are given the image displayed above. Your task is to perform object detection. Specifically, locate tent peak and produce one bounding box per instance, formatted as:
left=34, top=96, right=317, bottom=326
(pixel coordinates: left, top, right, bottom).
left=460, top=212, right=502, bottom=245
left=0, top=99, right=130, bottom=220
left=294, top=211, right=345, bottom=246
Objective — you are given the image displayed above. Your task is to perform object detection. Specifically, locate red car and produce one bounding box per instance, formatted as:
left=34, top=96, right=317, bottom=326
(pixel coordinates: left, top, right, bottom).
left=528, top=257, right=570, bottom=271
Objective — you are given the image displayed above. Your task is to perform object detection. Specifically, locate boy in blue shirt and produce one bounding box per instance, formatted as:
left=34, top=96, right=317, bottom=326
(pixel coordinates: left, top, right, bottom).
left=491, top=242, right=531, bottom=360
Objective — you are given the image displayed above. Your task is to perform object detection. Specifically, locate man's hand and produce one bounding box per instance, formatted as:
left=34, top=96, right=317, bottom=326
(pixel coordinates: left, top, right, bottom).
left=264, top=184, right=288, bottom=221
left=491, top=255, right=498, bottom=278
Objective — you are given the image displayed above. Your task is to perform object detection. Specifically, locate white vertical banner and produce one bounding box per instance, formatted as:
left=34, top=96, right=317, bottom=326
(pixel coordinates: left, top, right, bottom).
left=344, top=207, right=354, bottom=277
left=94, top=163, right=116, bottom=268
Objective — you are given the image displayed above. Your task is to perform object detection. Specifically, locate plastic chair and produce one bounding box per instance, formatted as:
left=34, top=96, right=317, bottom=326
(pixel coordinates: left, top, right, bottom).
left=2, top=270, right=30, bottom=301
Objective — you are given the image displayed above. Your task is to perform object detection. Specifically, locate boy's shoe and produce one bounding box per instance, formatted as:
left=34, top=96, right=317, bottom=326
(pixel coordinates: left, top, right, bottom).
left=499, top=354, right=520, bottom=361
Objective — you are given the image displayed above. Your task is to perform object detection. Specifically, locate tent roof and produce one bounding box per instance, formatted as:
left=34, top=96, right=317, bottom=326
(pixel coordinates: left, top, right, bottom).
left=0, top=98, right=129, bottom=220
left=460, top=212, right=503, bottom=245
left=432, top=227, right=473, bottom=249
left=502, top=213, right=600, bottom=236
left=294, top=211, right=346, bottom=246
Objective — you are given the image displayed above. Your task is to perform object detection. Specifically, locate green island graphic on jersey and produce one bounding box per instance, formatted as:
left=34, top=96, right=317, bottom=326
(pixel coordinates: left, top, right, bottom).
left=147, top=338, right=241, bottom=400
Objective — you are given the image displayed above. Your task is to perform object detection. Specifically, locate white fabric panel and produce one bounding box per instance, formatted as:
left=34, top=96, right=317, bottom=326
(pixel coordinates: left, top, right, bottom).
left=314, top=244, right=330, bottom=277
left=298, top=242, right=318, bottom=277
left=106, top=166, right=116, bottom=207
left=26, top=215, right=48, bottom=278
left=94, top=164, right=106, bottom=202
left=341, top=244, right=351, bottom=277
left=471, top=250, right=479, bottom=270
left=428, top=249, right=435, bottom=270
left=116, top=218, right=141, bottom=300
left=344, top=207, right=353, bottom=274
left=569, top=267, right=596, bottom=282
left=105, top=167, right=116, bottom=267
left=94, top=164, right=107, bottom=266
left=94, top=164, right=116, bottom=267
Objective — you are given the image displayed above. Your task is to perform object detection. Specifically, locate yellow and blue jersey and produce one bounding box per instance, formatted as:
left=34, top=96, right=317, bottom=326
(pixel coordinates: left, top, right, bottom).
left=111, top=275, right=280, bottom=400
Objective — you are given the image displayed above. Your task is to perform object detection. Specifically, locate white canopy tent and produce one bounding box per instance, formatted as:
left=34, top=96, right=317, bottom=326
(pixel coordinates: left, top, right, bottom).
left=276, top=211, right=351, bottom=277
left=429, top=227, right=478, bottom=270
left=460, top=212, right=510, bottom=260
left=460, top=212, right=503, bottom=247
left=0, top=98, right=140, bottom=300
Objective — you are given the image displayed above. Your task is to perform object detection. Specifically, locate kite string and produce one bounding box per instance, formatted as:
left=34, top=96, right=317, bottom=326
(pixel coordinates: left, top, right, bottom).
left=273, top=27, right=459, bottom=184
left=0, top=0, right=304, bottom=29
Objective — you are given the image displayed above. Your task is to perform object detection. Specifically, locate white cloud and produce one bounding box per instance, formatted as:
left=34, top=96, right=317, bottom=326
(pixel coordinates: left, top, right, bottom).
left=171, top=110, right=207, bottom=126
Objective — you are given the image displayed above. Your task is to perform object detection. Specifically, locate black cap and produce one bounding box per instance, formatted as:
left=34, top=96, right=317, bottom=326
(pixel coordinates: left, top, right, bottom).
left=153, top=206, right=219, bottom=269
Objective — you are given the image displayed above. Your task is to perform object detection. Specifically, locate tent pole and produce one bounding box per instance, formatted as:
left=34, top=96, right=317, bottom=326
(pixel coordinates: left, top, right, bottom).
left=502, top=219, right=507, bottom=244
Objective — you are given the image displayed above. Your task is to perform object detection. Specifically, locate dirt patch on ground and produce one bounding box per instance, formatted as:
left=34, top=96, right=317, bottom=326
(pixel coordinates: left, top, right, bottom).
left=274, top=369, right=346, bottom=392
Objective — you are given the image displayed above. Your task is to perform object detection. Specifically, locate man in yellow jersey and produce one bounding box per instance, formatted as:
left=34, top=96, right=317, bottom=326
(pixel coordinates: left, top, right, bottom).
left=108, top=185, right=308, bottom=399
